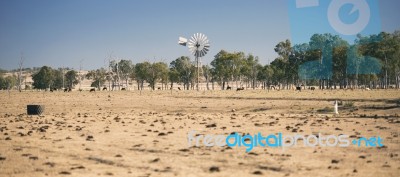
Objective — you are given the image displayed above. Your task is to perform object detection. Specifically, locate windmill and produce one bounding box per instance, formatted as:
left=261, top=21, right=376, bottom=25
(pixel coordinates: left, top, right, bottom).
left=178, top=33, right=210, bottom=91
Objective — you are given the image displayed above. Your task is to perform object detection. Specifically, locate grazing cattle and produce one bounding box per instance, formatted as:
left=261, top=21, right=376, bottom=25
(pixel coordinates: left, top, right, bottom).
left=296, top=86, right=301, bottom=92
left=89, top=88, right=95, bottom=92
left=270, top=85, right=276, bottom=90
left=178, top=87, right=181, bottom=90
left=226, top=86, right=232, bottom=90
left=121, top=88, right=126, bottom=91
left=236, top=87, right=244, bottom=91
left=157, top=87, right=161, bottom=90
left=310, top=86, right=315, bottom=91
left=64, top=88, right=71, bottom=92
left=102, top=87, right=107, bottom=91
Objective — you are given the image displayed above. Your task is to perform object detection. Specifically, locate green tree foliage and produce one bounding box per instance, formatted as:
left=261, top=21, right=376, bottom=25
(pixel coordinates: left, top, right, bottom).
left=357, top=31, right=400, bottom=88
left=133, top=61, right=169, bottom=90
left=170, top=56, right=195, bottom=90
left=52, top=68, right=64, bottom=89
left=118, top=60, right=133, bottom=88
left=211, top=50, right=236, bottom=89
left=134, top=61, right=151, bottom=90
left=0, top=75, right=17, bottom=90
left=32, top=66, right=54, bottom=89
left=65, top=70, right=79, bottom=88
left=154, top=62, right=169, bottom=90
left=30, top=66, right=66, bottom=90
left=148, top=62, right=168, bottom=90
left=168, top=67, right=180, bottom=89
left=202, top=65, right=212, bottom=90
left=86, top=68, right=107, bottom=90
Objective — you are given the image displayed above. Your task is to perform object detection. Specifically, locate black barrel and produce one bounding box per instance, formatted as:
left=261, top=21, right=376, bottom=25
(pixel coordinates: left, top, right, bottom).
left=27, top=105, right=44, bottom=115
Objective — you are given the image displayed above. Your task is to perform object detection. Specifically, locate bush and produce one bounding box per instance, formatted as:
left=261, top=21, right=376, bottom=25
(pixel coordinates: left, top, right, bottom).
left=343, top=101, right=355, bottom=108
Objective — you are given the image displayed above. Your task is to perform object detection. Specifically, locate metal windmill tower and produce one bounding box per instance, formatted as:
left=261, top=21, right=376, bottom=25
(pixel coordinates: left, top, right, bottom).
left=178, top=33, right=210, bottom=91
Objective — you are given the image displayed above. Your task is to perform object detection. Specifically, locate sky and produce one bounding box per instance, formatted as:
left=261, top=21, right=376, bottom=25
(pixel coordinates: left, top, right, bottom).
left=0, top=0, right=399, bottom=70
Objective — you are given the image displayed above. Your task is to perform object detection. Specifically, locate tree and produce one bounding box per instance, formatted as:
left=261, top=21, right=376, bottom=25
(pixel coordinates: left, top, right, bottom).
left=86, top=68, right=107, bottom=90
left=135, top=62, right=151, bottom=90
left=0, top=75, right=17, bottom=90
left=118, top=60, right=133, bottom=89
left=168, top=68, right=180, bottom=89
left=32, top=66, right=54, bottom=89
left=129, top=64, right=136, bottom=89
left=211, top=50, right=234, bottom=89
left=52, top=68, right=64, bottom=89
left=391, top=32, right=400, bottom=88
left=154, top=62, right=169, bottom=90
left=357, top=32, right=394, bottom=88
left=202, top=65, right=212, bottom=90
left=257, top=65, right=274, bottom=89
left=170, top=56, right=194, bottom=90
left=0, top=76, right=5, bottom=90
left=65, top=70, right=79, bottom=88
left=273, top=40, right=294, bottom=89
left=242, top=54, right=261, bottom=89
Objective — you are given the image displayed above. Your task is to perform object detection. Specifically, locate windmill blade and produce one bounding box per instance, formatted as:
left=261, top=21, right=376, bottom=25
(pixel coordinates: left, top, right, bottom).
left=190, top=36, right=196, bottom=44
left=199, top=33, right=204, bottom=41
left=194, top=33, right=199, bottom=42
left=185, top=33, right=210, bottom=58
left=200, top=50, right=206, bottom=57
left=190, top=36, right=196, bottom=45
left=204, top=39, right=209, bottom=44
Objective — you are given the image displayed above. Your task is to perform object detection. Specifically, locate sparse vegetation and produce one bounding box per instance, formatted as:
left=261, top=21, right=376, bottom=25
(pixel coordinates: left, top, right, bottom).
left=343, top=101, right=355, bottom=108
left=317, top=107, right=334, bottom=113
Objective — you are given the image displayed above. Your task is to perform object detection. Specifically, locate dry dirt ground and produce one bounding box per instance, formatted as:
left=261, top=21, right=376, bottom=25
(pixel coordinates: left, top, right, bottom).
left=0, top=89, right=399, bottom=177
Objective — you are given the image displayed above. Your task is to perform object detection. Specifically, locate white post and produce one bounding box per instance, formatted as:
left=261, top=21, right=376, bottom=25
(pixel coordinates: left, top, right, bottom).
left=334, top=100, right=339, bottom=115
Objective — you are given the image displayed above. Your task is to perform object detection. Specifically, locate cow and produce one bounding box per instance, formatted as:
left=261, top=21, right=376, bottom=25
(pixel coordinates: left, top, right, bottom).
left=64, top=88, right=71, bottom=92
left=226, top=86, right=232, bottom=90
left=102, top=87, right=107, bottom=91
left=236, top=87, right=244, bottom=91
left=121, top=88, right=126, bottom=91
left=310, top=86, right=315, bottom=91
left=89, top=88, right=95, bottom=92
left=178, top=87, right=181, bottom=90
left=296, top=86, right=301, bottom=92
left=157, top=87, right=161, bottom=90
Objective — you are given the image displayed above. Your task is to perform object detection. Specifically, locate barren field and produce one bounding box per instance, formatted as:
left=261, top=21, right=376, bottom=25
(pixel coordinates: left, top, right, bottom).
left=0, top=89, right=399, bottom=177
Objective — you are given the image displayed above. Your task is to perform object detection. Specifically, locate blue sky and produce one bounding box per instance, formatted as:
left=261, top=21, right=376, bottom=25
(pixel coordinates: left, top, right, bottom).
left=0, top=0, right=399, bottom=70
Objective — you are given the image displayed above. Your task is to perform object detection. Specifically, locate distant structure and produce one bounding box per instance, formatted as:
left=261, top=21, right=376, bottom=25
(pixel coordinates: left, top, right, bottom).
left=334, top=100, right=339, bottom=115
left=179, top=33, right=210, bottom=91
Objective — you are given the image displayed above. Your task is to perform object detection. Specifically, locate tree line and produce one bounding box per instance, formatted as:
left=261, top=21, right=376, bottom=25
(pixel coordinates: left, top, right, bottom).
left=1, top=31, right=399, bottom=91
